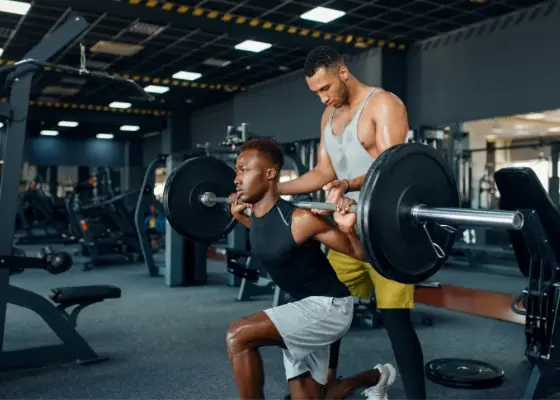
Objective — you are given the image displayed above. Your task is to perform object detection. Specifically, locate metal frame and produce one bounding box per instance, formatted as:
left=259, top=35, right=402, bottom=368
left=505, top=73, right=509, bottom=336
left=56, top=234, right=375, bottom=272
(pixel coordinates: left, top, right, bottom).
left=518, top=210, right=560, bottom=399
left=0, top=13, right=111, bottom=371
left=135, top=154, right=169, bottom=277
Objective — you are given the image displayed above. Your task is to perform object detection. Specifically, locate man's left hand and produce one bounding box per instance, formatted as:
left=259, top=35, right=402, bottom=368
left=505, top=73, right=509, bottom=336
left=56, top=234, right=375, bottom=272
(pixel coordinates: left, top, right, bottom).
left=333, top=197, right=357, bottom=233
left=311, top=180, right=349, bottom=215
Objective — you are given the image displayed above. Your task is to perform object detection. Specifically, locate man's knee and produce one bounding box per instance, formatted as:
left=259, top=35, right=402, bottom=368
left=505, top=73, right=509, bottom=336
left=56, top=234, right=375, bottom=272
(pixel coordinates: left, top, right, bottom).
left=226, top=317, right=251, bottom=358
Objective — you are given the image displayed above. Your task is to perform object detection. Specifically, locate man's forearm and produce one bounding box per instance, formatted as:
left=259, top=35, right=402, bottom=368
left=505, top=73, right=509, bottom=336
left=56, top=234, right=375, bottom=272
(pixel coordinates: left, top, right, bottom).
left=346, top=175, right=366, bottom=192
left=235, top=214, right=251, bottom=229
left=340, top=226, right=365, bottom=261
left=278, top=168, right=334, bottom=196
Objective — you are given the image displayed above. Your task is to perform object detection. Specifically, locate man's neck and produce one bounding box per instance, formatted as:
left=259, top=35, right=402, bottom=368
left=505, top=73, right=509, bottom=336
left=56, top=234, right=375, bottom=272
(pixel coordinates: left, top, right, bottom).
left=345, top=77, right=370, bottom=107
left=252, top=190, right=280, bottom=218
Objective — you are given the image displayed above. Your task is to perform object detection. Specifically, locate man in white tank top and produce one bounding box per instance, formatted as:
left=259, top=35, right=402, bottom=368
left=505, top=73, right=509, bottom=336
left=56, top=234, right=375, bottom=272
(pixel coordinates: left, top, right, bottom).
left=278, top=46, right=426, bottom=400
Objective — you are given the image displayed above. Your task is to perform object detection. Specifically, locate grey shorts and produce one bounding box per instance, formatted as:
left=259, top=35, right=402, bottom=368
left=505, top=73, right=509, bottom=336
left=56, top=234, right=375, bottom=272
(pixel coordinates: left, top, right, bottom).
left=264, top=295, right=354, bottom=385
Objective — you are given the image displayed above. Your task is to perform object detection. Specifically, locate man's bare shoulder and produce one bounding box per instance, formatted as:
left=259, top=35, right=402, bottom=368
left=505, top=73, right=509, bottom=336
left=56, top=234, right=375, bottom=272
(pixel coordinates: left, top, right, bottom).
left=369, top=89, right=405, bottom=109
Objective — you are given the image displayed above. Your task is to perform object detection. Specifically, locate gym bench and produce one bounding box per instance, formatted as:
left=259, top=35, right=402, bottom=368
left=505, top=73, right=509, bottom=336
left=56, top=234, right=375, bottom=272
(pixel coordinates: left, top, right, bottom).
left=50, top=285, right=122, bottom=327
left=0, top=248, right=122, bottom=372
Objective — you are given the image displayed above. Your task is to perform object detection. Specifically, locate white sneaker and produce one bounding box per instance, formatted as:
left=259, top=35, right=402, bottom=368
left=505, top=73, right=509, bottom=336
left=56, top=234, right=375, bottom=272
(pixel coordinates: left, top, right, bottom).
left=362, top=363, right=397, bottom=400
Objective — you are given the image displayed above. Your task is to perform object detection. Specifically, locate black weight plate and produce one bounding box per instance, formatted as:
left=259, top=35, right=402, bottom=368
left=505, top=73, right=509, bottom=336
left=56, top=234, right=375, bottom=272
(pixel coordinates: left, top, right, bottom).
left=163, top=156, right=237, bottom=243
left=358, top=143, right=459, bottom=284
left=425, top=358, right=505, bottom=389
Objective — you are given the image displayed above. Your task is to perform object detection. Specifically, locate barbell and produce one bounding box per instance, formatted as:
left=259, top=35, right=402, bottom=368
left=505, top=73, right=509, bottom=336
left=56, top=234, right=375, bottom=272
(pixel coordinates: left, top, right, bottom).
left=162, top=143, right=524, bottom=284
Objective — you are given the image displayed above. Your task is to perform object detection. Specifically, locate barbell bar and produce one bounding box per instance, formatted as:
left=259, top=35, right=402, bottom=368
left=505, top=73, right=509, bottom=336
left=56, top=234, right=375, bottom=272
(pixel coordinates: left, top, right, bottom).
left=199, top=191, right=358, bottom=213
left=162, top=143, right=525, bottom=284
left=200, top=191, right=523, bottom=231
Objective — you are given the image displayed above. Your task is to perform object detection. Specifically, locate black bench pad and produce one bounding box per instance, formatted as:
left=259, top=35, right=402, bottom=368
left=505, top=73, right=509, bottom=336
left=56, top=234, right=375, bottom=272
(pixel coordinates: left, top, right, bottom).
left=49, top=285, right=121, bottom=305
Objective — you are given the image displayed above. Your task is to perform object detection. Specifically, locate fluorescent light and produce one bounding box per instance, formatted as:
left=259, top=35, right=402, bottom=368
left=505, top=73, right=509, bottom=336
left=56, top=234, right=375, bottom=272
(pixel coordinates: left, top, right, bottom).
left=203, top=58, right=231, bottom=67
left=486, top=134, right=497, bottom=140
left=144, top=85, right=169, bottom=94
left=120, top=125, right=140, bottom=132
left=300, top=6, right=345, bottom=23
left=172, top=71, right=202, bottom=81
left=96, top=133, right=114, bottom=140
left=234, top=40, right=271, bottom=53
left=491, top=128, right=503, bottom=134
left=109, top=101, right=131, bottom=109
left=40, top=130, right=59, bottom=136
left=548, top=127, right=560, bottom=133
left=524, top=113, right=546, bottom=120
left=515, top=124, right=527, bottom=129
left=0, top=122, right=3, bottom=128
left=0, top=0, right=32, bottom=16
left=58, top=120, right=79, bottom=127
left=0, top=48, right=3, bottom=57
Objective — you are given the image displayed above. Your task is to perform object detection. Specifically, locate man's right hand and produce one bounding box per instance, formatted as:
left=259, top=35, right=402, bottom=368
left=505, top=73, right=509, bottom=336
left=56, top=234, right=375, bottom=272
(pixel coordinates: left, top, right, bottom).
left=229, top=192, right=251, bottom=219
left=312, top=179, right=349, bottom=215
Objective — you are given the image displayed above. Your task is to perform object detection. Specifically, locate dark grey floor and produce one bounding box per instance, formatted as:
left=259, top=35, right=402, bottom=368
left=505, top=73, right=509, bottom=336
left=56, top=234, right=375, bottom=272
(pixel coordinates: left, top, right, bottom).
left=2, top=245, right=558, bottom=399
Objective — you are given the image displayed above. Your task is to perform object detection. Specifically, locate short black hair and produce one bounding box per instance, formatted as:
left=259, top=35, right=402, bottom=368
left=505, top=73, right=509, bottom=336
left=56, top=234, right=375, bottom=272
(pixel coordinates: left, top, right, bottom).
left=240, top=138, right=284, bottom=171
left=304, top=46, right=343, bottom=77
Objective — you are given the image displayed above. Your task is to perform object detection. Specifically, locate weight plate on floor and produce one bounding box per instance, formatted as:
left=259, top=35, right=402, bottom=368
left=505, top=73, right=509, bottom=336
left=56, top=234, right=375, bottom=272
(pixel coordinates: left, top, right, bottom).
left=163, top=155, right=237, bottom=242
left=358, top=143, right=459, bottom=284
left=425, top=358, right=505, bottom=389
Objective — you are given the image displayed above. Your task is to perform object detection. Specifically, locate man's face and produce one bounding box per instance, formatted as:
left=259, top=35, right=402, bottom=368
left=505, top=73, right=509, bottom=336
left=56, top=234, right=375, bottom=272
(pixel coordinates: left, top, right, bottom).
left=306, top=65, right=349, bottom=109
left=234, top=149, right=276, bottom=203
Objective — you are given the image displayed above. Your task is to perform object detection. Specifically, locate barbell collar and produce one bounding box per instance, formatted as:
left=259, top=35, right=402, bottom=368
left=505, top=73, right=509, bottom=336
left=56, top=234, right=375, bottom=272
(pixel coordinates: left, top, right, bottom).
left=200, top=191, right=357, bottom=212
left=411, top=205, right=524, bottom=231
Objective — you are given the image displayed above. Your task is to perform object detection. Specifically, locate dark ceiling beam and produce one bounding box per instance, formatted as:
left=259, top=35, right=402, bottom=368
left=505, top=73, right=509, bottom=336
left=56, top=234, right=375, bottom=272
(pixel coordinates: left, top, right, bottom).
left=35, top=0, right=361, bottom=54
left=28, top=107, right=166, bottom=126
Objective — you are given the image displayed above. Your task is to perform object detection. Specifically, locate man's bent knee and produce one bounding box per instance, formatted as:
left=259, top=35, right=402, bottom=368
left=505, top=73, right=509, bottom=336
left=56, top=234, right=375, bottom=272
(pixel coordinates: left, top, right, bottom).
left=226, top=317, right=251, bottom=359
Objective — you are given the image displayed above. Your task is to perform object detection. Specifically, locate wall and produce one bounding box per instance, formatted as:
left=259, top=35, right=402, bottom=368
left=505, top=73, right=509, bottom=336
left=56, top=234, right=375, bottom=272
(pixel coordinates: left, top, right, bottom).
left=407, top=2, right=560, bottom=127
left=190, top=101, right=234, bottom=147
left=26, top=137, right=126, bottom=167
left=189, top=48, right=383, bottom=145
left=142, top=133, right=162, bottom=166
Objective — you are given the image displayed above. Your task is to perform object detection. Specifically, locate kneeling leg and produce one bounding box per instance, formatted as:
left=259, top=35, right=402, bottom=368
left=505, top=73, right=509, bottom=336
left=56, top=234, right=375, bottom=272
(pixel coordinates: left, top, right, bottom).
left=226, top=311, right=285, bottom=400
left=289, top=373, right=323, bottom=400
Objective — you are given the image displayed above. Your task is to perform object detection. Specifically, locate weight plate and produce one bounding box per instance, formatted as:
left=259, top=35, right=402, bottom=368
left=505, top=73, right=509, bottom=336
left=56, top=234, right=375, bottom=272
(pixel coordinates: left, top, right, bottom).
left=425, top=358, right=505, bottom=389
left=358, top=143, right=459, bottom=284
left=163, top=156, right=237, bottom=243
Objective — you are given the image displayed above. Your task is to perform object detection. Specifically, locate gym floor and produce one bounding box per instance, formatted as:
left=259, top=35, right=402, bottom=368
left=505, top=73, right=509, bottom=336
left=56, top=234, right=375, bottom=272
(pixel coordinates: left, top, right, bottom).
left=2, top=245, right=551, bottom=399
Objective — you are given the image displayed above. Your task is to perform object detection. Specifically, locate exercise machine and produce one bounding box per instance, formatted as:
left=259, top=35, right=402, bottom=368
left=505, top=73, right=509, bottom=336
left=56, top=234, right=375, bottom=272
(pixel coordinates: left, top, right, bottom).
left=494, top=167, right=560, bottom=399
left=0, top=14, right=128, bottom=370
left=135, top=150, right=207, bottom=278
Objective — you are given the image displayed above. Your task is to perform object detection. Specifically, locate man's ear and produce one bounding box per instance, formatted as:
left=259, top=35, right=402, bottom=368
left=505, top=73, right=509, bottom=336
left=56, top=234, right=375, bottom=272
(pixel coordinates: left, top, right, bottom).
left=267, top=168, right=277, bottom=180
left=339, top=64, right=349, bottom=81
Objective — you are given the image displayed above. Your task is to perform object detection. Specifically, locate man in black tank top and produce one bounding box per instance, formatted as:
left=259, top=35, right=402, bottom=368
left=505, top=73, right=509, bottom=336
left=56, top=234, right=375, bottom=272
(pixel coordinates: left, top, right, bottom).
left=226, top=138, right=396, bottom=400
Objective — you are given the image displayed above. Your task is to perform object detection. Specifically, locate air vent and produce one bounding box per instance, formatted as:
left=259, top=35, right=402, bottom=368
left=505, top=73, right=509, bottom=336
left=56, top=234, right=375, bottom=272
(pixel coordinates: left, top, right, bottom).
left=128, top=21, right=166, bottom=36
left=84, top=60, right=111, bottom=71
left=90, top=41, right=144, bottom=56
left=36, top=96, right=59, bottom=102
left=41, top=86, right=80, bottom=96
left=203, top=58, right=231, bottom=67
left=60, top=77, right=87, bottom=86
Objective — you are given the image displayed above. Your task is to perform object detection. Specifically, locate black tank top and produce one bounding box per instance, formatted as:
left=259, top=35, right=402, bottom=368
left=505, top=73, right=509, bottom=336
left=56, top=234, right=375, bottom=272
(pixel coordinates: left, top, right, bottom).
left=249, top=199, right=350, bottom=300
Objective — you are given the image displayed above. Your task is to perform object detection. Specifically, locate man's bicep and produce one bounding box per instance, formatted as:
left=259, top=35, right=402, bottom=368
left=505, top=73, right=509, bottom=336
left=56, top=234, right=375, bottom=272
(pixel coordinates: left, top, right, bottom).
left=373, top=93, right=409, bottom=151
left=313, top=219, right=353, bottom=255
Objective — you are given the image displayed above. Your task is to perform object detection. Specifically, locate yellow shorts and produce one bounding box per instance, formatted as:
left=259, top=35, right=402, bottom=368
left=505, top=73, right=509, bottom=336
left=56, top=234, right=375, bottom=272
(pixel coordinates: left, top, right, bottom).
left=327, top=250, right=415, bottom=309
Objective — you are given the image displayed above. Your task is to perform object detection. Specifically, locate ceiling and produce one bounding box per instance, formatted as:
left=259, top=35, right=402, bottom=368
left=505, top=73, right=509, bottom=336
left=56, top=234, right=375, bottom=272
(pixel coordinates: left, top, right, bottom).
left=0, top=0, right=549, bottom=139
left=465, top=109, right=560, bottom=142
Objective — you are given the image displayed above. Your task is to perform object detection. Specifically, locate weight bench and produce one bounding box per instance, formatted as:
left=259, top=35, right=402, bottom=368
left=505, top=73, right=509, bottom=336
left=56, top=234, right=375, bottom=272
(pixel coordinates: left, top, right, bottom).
left=0, top=248, right=123, bottom=372
left=49, top=285, right=121, bottom=327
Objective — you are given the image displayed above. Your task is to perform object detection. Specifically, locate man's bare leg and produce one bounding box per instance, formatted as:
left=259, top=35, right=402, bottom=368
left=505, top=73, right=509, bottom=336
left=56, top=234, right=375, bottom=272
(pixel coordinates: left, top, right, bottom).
left=325, top=368, right=381, bottom=399
left=226, top=312, right=285, bottom=400
left=289, top=373, right=323, bottom=400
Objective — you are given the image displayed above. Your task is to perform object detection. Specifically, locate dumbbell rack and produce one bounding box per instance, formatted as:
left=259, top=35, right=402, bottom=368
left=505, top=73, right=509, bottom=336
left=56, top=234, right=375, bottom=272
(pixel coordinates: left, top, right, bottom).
left=517, top=210, right=560, bottom=399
